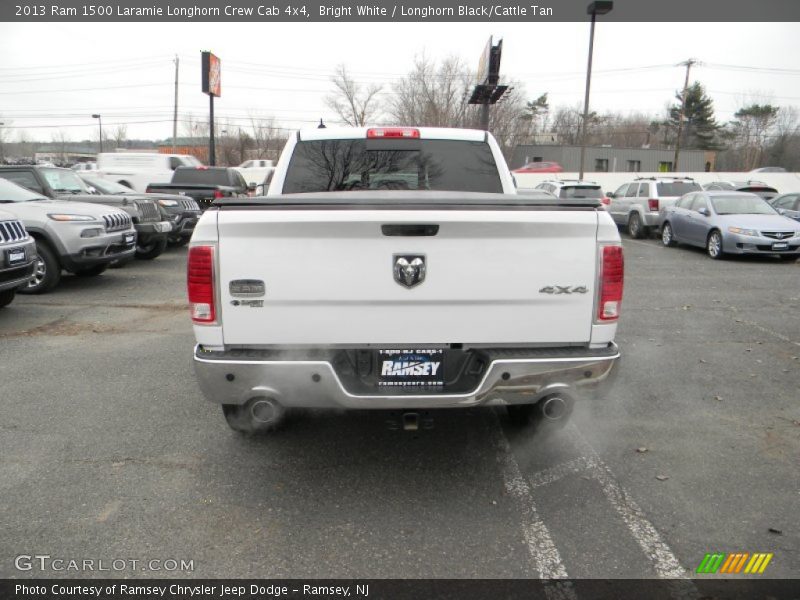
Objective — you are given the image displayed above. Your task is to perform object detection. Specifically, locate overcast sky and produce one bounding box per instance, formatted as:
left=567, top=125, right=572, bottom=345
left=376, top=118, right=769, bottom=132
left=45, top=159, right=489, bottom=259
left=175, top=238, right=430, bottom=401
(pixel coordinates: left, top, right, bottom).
left=1, top=22, right=798, bottom=144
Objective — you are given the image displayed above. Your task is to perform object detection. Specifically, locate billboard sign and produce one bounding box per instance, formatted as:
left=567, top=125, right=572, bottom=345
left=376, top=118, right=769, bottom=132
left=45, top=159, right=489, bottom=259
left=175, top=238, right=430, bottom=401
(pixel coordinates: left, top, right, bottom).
left=202, top=51, right=221, bottom=97
left=476, top=36, right=492, bottom=85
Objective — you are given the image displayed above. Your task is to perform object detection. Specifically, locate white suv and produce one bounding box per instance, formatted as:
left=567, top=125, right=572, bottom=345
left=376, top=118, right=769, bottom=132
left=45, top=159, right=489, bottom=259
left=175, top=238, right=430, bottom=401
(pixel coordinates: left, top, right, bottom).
left=607, top=176, right=702, bottom=238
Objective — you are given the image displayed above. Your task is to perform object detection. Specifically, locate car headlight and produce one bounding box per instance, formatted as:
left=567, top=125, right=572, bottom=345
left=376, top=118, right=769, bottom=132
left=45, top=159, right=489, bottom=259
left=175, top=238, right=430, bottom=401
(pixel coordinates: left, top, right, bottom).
left=728, top=226, right=758, bottom=236
left=47, top=213, right=97, bottom=222
left=158, top=199, right=179, bottom=207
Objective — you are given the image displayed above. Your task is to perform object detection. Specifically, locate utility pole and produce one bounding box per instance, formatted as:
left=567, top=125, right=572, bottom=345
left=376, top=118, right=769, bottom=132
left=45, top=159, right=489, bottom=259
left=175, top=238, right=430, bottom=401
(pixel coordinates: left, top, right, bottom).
left=672, top=58, right=696, bottom=172
left=172, top=55, right=179, bottom=154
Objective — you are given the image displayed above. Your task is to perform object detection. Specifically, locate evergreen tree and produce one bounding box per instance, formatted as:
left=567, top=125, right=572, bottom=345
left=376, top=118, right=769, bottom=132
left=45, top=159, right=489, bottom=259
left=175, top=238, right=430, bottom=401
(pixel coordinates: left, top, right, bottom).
left=669, top=82, right=720, bottom=150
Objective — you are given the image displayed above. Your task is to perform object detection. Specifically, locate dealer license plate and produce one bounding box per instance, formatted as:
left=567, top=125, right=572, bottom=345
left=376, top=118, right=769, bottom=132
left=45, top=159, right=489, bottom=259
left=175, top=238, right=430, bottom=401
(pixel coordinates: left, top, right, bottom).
left=377, top=349, right=444, bottom=391
left=6, top=248, right=25, bottom=265
left=124, top=233, right=135, bottom=244
left=772, top=242, right=789, bottom=250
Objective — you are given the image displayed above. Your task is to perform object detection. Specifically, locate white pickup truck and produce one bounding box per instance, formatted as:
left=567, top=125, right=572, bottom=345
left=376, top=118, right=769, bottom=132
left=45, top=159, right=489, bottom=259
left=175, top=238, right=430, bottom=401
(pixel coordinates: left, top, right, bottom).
left=188, top=127, right=623, bottom=434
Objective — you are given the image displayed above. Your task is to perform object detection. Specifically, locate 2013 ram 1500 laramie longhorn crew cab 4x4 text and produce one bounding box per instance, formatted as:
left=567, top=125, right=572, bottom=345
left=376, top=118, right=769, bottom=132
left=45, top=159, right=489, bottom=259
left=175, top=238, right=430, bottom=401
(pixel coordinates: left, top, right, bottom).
left=188, top=127, right=624, bottom=434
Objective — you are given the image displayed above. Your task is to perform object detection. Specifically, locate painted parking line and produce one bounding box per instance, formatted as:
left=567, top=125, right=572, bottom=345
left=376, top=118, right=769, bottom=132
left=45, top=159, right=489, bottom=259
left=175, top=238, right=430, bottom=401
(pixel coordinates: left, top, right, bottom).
left=565, top=425, right=700, bottom=598
left=490, top=414, right=578, bottom=600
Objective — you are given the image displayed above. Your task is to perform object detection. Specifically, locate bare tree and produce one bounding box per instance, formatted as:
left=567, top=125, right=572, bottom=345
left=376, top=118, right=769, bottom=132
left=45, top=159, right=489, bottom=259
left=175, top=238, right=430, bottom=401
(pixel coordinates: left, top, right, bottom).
left=182, top=112, right=209, bottom=139
left=325, top=65, right=383, bottom=126
left=388, top=54, right=473, bottom=127
left=51, top=130, right=70, bottom=165
left=249, top=117, right=287, bottom=161
left=110, top=125, right=128, bottom=150
left=0, top=118, right=9, bottom=163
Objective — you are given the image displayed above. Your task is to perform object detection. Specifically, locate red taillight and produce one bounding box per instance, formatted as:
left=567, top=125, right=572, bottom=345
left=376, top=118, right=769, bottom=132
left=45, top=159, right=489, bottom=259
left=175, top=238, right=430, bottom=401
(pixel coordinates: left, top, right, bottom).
left=213, top=190, right=224, bottom=199
left=597, top=245, right=624, bottom=322
left=648, top=199, right=659, bottom=212
left=367, top=127, right=420, bottom=139
left=601, top=196, right=611, bottom=206
left=187, top=245, right=216, bottom=324
left=196, top=166, right=209, bottom=170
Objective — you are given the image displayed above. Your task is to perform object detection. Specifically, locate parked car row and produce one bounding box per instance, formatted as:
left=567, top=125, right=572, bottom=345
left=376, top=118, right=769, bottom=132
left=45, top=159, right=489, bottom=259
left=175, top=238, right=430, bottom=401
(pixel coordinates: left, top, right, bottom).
left=520, top=174, right=800, bottom=262
left=0, top=171, right=200, bottom=302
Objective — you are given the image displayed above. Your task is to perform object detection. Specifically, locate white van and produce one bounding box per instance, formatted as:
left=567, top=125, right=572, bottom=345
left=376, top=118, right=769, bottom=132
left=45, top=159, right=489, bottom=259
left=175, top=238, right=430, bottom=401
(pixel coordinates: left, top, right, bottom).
left=96, top=153, right=203, bottom=192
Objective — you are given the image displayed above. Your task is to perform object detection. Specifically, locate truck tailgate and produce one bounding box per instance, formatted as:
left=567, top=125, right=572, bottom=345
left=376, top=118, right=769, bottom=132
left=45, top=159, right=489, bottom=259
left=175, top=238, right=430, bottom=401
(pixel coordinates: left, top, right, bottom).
left=216, top=209, right=599, bottom=346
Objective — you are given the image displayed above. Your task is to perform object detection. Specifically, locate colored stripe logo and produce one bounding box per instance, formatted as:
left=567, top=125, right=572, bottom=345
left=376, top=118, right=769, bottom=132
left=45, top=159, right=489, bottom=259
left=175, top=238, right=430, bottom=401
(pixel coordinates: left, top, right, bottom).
left=697, top=552, right=773, bottom=574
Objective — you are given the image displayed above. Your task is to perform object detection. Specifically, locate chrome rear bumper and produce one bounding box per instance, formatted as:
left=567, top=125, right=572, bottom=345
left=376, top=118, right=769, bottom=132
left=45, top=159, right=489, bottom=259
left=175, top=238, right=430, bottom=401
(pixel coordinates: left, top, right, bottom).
left=193, top=344, right=620, bottom=410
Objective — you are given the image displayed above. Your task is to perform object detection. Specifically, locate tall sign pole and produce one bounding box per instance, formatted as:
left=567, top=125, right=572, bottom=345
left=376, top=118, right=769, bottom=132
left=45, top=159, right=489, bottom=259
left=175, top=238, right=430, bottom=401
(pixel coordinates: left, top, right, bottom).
left=201, top=51, right=221, bottom=165
left=172, top=55, right=179, bottom=154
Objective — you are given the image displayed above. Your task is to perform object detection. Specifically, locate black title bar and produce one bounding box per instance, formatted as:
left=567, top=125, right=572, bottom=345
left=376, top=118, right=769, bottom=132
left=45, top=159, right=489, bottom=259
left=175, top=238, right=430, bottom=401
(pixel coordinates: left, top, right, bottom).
left=3, top=0, right=800, bottom=22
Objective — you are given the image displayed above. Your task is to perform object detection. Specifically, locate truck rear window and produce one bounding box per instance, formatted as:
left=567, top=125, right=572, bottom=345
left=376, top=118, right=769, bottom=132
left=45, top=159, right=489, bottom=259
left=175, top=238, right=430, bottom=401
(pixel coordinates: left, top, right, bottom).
left=281, top=139, right=503, bottom=194
left=172, top=168, right=232, bottom=186
left=560, top=186, right=602, bottom=199
left=656, top=181, right=701, bottom=196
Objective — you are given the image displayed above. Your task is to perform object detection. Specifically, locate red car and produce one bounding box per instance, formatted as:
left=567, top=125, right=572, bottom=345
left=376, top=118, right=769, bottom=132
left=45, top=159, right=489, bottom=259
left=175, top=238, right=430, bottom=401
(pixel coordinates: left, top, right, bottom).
left=513, top=161, right=564, bottom=174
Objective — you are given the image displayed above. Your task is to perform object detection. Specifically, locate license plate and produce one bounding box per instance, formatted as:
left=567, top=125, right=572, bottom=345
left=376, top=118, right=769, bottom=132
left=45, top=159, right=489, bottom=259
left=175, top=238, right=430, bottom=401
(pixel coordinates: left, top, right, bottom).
left=772, top=242, right=789, bottom=250
left=377, top=349, right=444, bottom=391
left=6, top=248, right=25, bottom=265
left=124, top=233, right=135, bottom=244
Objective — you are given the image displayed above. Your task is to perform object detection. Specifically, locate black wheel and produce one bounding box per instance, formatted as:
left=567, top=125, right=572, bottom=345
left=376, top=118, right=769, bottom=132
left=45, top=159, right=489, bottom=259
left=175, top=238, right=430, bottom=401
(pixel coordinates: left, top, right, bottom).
left=73, top=264, right=108, bottom=277
left=661, top=222, right=677, bottom=247
left=222, top=398, right=285, bottom=434
left=19, top=241, right=61, bottom=294
left=0, top=288, right=15, bottom=308
left=627, top=212, right=647, bottom=239
left=779, top=254, right=798, bottom=262
left=135, top=236, right=168, bottom=260
left=506, top=395, right=574, bottom=432
left=707, top=230, right=725, bottom=260
left=168, top=236, right=190, bottom=248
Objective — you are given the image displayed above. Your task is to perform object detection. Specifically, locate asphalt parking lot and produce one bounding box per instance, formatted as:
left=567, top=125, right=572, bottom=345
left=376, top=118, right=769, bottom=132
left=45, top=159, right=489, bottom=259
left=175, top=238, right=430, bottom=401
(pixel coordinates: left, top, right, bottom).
left=0, top=237, right=798, bottom=581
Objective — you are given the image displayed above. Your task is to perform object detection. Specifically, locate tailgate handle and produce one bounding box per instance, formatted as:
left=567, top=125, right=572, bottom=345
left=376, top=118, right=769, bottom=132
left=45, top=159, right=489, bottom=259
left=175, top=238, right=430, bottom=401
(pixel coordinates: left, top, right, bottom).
left=381, top=224, right=439, bottom=237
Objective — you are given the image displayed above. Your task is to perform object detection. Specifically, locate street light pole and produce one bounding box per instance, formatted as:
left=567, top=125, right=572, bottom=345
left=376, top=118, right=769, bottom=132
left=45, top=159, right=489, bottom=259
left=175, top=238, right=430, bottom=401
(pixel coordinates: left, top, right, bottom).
left=578, top=1, right=613, bottom=181
left=92, top=114, right=103, bottom=153
left=0, top=122, right=5, bottom=163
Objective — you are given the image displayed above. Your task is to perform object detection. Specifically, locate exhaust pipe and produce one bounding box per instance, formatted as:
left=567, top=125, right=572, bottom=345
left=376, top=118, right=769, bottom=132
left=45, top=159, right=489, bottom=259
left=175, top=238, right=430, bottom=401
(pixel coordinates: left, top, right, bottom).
left=540, top=396, right=570, bottom=421
left=249, top=397, right=284, bottom=426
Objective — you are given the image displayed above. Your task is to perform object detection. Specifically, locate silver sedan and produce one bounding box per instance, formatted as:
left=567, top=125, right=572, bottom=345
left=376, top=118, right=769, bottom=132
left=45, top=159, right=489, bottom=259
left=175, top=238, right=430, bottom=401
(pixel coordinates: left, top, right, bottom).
left=660, top=191, right=800, bottom=261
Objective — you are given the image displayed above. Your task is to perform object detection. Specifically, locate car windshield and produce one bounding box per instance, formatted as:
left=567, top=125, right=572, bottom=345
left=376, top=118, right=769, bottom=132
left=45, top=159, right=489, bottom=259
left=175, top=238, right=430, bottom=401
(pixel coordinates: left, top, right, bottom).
left=657, top=181, right=701, bottom=196
left=40, top=168, right=88, bottom=194
left=283, top=138, right=502, bottom=193
left=0, top=178, right=48, bottom=202
left=81, top=177, right=132, bottom=195
left=560, top=186, right=602, bottom=199
left=711, top=195, right=777, bottom=215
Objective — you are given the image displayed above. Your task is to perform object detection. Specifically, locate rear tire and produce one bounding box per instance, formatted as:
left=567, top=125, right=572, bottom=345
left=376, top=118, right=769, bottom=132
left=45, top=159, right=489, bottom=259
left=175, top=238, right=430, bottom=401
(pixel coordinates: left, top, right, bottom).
left=223, top=398, right=285, bottom=434
left=627, top=212, right=647, bottom=239
left=74, top=264, right=108, bottom=277
left=707, top=230, right=725, bottom=260
left=0, top=289, right=15, bottom=308
left=19, top=241, right=60, bottom=294
left=135, top=236, right=168, bottom=260
left=661, top=222, right=677, bottom=247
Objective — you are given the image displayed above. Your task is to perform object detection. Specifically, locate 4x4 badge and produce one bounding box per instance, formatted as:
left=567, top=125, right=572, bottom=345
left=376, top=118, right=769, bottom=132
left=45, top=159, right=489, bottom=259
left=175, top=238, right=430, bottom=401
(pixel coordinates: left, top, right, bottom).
left=393, top=255, right=426, bottom=288
left=539, top=285, right=589, bottom=294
